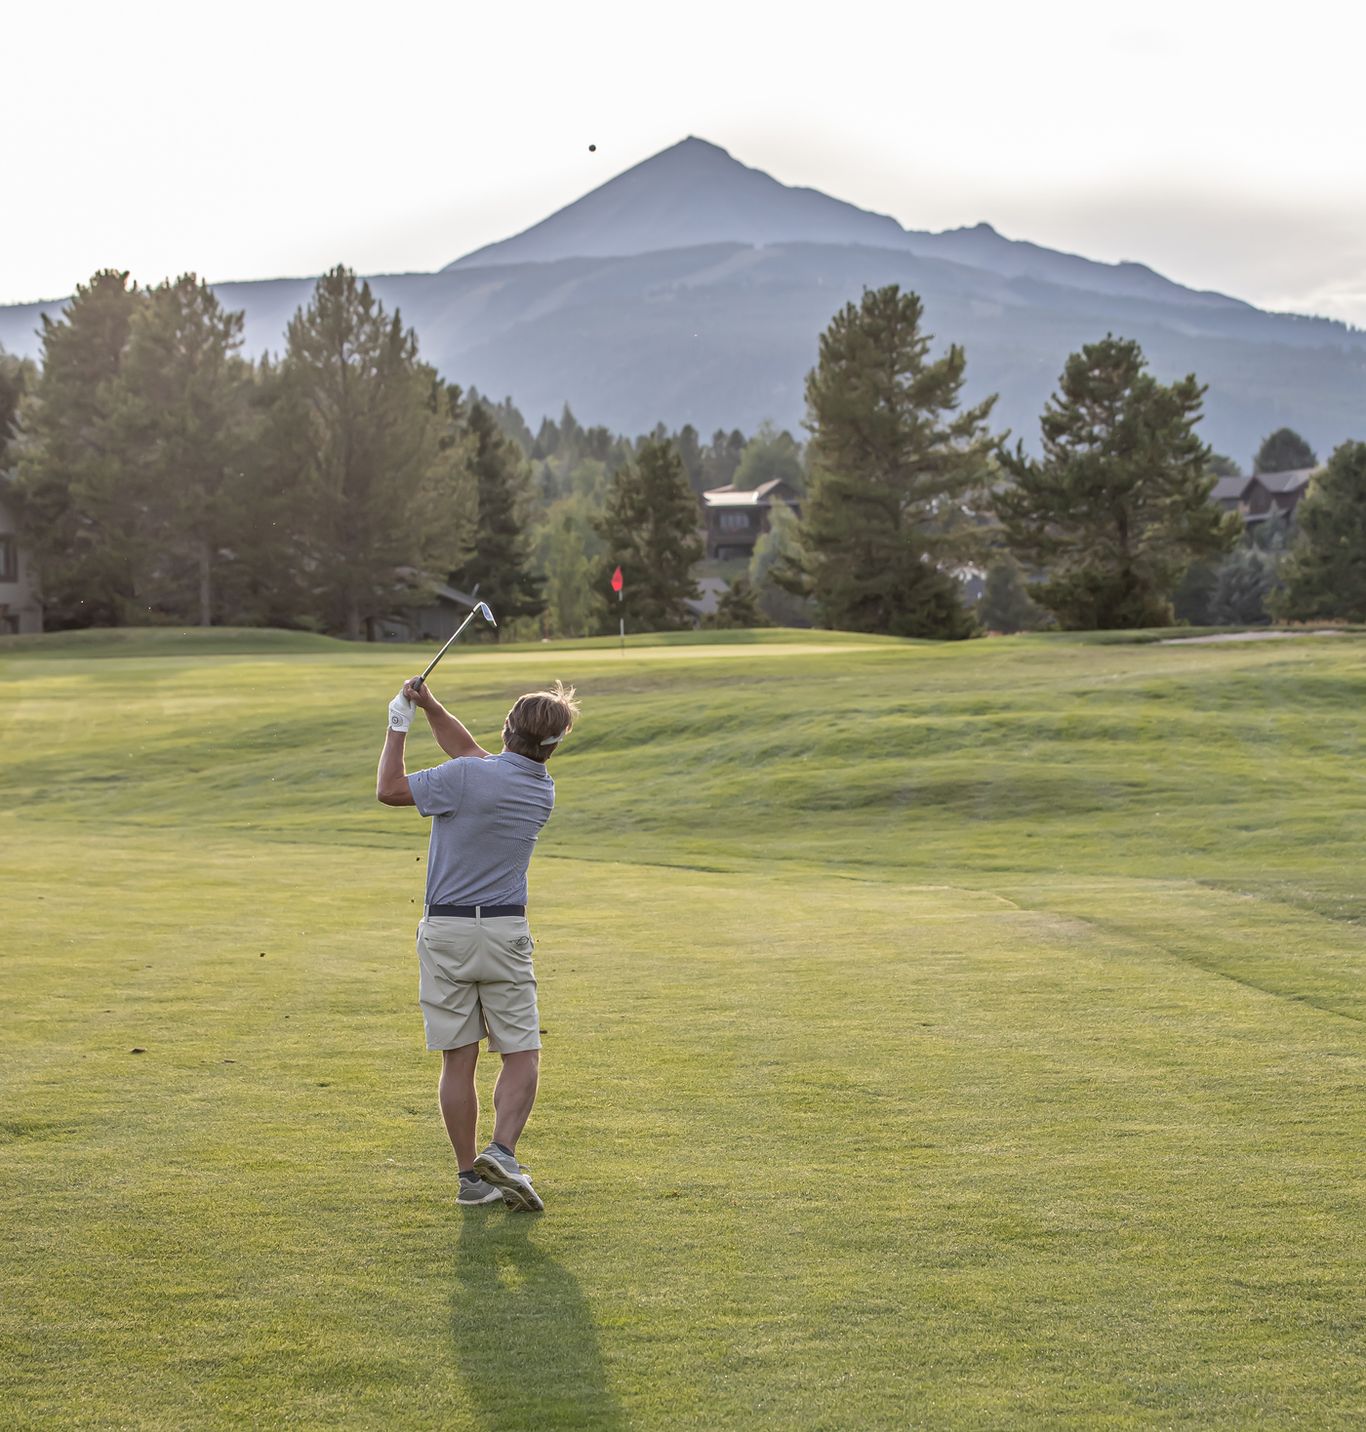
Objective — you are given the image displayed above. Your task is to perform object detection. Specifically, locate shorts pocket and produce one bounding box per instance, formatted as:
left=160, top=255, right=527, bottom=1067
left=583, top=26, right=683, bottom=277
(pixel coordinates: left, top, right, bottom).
left=419, top=919, right=479, bottom=972
left=504, top=928, right=534, bottom=959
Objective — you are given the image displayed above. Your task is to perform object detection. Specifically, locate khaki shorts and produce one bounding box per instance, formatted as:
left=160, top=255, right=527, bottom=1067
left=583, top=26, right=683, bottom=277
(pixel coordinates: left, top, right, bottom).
left=416, top=914, right=541, bottom=1053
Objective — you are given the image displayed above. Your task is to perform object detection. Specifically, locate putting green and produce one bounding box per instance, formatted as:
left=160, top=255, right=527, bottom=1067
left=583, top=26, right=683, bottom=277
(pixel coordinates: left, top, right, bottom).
left=1, top=629, right=1362, bottom=1429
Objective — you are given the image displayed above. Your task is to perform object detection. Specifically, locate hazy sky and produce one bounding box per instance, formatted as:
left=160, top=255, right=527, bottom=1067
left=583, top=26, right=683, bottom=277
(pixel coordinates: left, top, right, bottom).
left=6, top=0, right=1365, bottom=324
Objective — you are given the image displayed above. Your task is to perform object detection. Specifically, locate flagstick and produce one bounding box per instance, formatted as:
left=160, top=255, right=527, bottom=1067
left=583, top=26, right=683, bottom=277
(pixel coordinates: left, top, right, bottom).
left=618, top=587, right=624, bottom=655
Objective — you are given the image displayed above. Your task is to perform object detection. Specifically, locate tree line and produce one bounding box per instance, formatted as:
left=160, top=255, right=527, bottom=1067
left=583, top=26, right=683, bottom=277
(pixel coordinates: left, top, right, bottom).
left=0, top=267, right=809, bottom=640
left=2, top=269, right=1362, bottom=640
left=777, top=286, right=1365, bottom=636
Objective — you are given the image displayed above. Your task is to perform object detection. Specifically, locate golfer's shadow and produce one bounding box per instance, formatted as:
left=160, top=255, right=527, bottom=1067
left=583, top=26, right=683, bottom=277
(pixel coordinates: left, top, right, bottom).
left=451, top=1212, right=624, bottom=1430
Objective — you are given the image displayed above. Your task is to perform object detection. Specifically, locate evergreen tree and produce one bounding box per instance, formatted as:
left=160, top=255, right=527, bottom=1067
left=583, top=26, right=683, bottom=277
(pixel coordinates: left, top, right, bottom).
left=531, top=414, right=560, bottom=461
left=594, top=438, right=702, bottom=632
left=1255, top=427, right=1316, bottom=474
left=447, top=397, right=545, bottom=634
left=12, top=271, right=146, bottom=627
left=701, top=429, right=746, bottom=489
left=103, top=275, right=255, bottom=625
left=468, top=392, right=535, bottom=454
left=1208, top=544, right=1279, bottom=625
left=1208, top=453, right=1241, bottom=478
left=997, top=335, right=1240, bottom=630
left=978, top=557, right=1049, bottom=633
left=748, top=504, right=813, bottom=627
left=533, top=492, right=604, bottom=638
left=225, top=353, right=321, bottom=628
left=675, top=424, right=704, bottom=493
left=278, top=266, right=470, bottom=640
left=1272, top=441, right=1366, bottom=620
left=1172, top=559, right=1218, bottom=625
left=732, top=421, right=803, bottom=491
left=0, top=348, right=33, bottom=470
left=581, top=424, right=614, bottom=463
left=705, top=576, right=768, bottom=629
left=557, top=403, right=583, bottom=455
left=784, top=285, right=996, bottom=638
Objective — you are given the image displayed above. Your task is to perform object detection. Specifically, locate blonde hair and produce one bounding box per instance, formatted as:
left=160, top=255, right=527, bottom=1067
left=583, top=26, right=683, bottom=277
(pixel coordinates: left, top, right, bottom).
left=502, top=681, right=581, bottom=762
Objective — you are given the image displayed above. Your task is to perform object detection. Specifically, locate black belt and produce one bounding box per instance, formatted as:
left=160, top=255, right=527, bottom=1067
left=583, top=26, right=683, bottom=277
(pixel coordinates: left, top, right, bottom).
left=427, top=903, right=525, bottom=918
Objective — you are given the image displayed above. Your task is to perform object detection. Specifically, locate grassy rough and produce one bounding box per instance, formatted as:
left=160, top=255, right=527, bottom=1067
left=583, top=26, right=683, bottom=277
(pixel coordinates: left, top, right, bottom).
left=1, top=628, right=1362, bottom=1430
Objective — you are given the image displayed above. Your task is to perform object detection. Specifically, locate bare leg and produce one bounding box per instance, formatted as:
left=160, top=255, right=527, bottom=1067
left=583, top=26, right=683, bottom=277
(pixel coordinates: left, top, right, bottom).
left=491, top=1049, right=540, bottom=1153
left=439, top=1043, right=480, bottom=1170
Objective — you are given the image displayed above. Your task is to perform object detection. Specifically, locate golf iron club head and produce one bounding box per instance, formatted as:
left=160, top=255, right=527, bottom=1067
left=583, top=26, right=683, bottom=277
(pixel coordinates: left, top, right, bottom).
left=412, top=601, right=498, bottom=690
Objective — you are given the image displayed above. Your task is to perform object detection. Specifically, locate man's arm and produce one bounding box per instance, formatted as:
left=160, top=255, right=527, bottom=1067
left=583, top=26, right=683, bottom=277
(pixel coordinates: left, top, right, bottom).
left=403, top=678, right=491, bottom=760
left=376, top=727, right=416, bottom=806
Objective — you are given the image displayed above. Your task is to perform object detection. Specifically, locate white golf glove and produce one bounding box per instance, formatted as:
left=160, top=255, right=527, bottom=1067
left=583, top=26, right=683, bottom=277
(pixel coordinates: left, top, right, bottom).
left=387, top=691, right=415, bottom=733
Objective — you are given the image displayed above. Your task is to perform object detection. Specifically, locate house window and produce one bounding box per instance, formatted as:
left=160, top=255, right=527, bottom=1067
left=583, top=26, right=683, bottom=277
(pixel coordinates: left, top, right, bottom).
left=0, top=614, right=16, bottom=635
left=0, top=536, right=16, bottom=583
left=718, top=511, right=751, bottom=531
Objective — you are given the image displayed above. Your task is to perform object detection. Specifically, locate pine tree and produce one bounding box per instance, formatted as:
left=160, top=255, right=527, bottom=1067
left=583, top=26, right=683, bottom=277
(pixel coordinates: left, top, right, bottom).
left=978, top=557, right=1048, bottom=633
left=997, top=335, right=1240, bottom=630
left=12, top=271, right=146, bottom=627
left=733, top=421, right=803, bottom=491
left=1172, top=559, right=1218, bottom=625
left=0, top=348, right=33, bottom=469
left=675, top=424, right=704, bottom=493
left=534, top=493, right=604, bottom=638
left=226, top=353, right=320, bottom=628
left=1254, top=427, right=1316, bottom=474
left=103, top=275, right=255, bottom=625
left=1208, top=544, right=1279, bottom=625
left=278, top=266, right=470, bottom=640
left=1272, top=441, right=1366, bottom=620
left=1208, top=452, right=1241, bottom=478
left=594, top=438, right=703, bottom=632
left=705, top=576, right=768, bottom=629
left=447, top=397, right=545, bottom=634
left=785, top=285, right=996, bottom=638
left=701, top=429, right=746, bottom=489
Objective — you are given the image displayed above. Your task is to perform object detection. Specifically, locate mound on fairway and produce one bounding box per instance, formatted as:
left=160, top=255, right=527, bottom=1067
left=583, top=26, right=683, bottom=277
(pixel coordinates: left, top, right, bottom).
left=1, top=629, right=1362, bottom=1429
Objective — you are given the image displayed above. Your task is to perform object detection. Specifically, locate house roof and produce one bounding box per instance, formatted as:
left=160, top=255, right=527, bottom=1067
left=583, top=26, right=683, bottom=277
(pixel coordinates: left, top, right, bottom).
left=1210, top=468, right=1315, bottom=504
left=1211, top=476, right=1247, bottom=502
left=1253, top=468, right=1315, bottom=494
left=702, top=478, right=798, bottom=508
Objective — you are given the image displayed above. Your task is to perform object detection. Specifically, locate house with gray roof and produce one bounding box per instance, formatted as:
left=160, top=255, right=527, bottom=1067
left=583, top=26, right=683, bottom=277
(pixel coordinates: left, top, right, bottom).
left=701, top=478, right=801, bottom=561
left=1211, top=468, right=1316, bottom=527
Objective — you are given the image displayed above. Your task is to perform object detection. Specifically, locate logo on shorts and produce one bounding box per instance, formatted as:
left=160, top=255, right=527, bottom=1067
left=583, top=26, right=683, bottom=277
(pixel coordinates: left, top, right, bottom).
left=513, top=936, right=533, bottom=952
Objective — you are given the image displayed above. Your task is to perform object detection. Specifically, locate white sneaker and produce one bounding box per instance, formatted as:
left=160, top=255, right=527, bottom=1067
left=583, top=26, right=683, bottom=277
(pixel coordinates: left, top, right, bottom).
left=456, top=1177, right=504, bottom=1207
left=472, top=1144, right=544, bottom=1212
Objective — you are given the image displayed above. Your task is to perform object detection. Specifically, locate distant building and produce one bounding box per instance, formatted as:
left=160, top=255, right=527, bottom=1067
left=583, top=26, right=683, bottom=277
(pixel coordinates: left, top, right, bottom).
left=0, top=495, right=42, bottom=635
left=1212, top=468, right=1315, bottom=528
left=377, top=581, right=484, bottom=643
left=701, top=478, right=801, bottom=561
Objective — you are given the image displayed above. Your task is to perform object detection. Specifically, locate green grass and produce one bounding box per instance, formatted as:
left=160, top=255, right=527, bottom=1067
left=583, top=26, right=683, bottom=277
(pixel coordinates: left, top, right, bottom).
left=1, top=628, right=1363, bottom=1429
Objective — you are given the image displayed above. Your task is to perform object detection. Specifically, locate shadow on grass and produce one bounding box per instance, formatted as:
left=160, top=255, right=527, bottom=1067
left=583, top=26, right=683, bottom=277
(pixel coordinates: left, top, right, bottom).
left=451, top=1212, right=624, bottom=1430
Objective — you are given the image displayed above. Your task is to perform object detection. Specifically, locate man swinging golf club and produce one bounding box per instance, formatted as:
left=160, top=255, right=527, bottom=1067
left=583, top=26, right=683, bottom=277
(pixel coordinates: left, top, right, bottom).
left=375, top=621, right=579, bottom=1212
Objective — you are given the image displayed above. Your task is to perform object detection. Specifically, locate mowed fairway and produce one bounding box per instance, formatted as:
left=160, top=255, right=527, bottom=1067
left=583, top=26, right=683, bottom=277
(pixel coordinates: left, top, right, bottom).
left=1, top=628, right=1363, bottom=1430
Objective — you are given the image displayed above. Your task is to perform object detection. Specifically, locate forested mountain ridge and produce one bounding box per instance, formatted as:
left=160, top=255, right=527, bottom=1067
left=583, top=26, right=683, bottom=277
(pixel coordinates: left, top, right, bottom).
left=2, top=137, right=1363, bottom=458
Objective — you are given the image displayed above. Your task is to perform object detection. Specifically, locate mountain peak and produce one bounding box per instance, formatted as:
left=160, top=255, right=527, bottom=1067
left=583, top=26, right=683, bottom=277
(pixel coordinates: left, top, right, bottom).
left=441, top=136, right=1247, bottom=319
left=444, top=136, right=907, bottom=271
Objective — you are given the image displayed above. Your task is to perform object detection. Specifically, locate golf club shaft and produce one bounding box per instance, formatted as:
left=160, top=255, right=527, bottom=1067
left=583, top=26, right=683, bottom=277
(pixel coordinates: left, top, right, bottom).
left=412, top=609, right=479, bottom=690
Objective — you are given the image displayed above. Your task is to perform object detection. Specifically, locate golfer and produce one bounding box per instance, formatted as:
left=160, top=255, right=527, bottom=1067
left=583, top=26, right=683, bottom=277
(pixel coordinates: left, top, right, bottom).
left=376, top=676, right=580, bottom=1212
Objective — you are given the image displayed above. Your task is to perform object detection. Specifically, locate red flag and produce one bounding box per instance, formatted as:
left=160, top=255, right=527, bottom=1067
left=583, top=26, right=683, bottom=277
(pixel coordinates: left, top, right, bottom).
left=610, top=565, right=623, bottom=593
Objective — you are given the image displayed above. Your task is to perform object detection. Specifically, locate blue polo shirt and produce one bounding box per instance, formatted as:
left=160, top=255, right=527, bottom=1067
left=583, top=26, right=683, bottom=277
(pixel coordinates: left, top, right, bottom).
left=408, top=751, right=555, bottom=907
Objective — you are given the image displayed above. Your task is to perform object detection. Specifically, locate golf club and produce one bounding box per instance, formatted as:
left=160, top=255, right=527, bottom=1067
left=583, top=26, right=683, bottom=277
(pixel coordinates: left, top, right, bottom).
left=411, top=601, right=496, bottom=690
